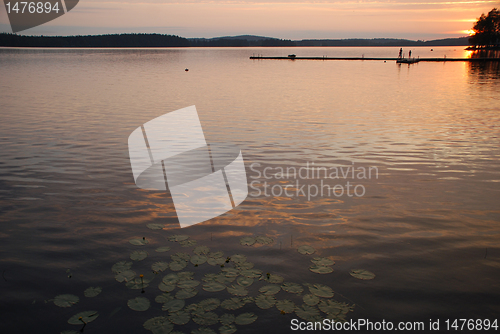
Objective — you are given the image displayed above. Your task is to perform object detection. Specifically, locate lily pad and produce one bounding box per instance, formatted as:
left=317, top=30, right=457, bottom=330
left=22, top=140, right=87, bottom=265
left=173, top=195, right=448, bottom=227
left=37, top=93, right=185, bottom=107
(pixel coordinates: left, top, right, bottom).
left=155, top=246, right=171, bottom=253
left=128, top=297, right=150, bottom=311
left=227, top=284, right=248, bottom=296
left=147, top=223, right=164, bottom=230
left=219, top=313, right=235, bottom=325
left=163, top=273, right=179, bottom=285
left=308, top=283, right=334, bottom=298
left=126, top=276, right=150, bottom=289
left=202, top=273, right=218, bottom=282
left=68, top=311, right=99, bottom=325
left=143, top=316, right=173, bottom=334
left=194, top=246, right=210, bottom=255
left=231, top=254, right=247, bottom=263
left=54, top=294, right=79, bottom=308
left=193, top=311, right=219, bottom=326
left=260, top=273, right=284, bottom=284
left=178, top=280, right=200, bottom=289
left=221, top=297, right=244, bottom=310
left=209, top=251, right=224, bottom=258
left=311, top=257, right=335, bottom=266
left=350, top=269, right=375, bottom=280
left=207, top=257, right=225, bottom=266
left=203, top=281, right=226, bottom=292
left=155, top=293, right=174, bottom=304
left=168, top=235, right=189, bottom=242
left=318, top=300, right=352, bottom=315
left=297, top=245, right=315, bottom=255
left=309, top=265, right=334, bottom=274
left=234, top=312, right=257, bottom=325
left=176, top=288, right=198, bottom=299
left=162, top=299, right=185, bottom=312
left=84, top=287, right=102, bottom=298
left=152, top=261, right=169, bottom=272
left=169, top=310, right=191, bottom=325
left=177, top=271, right=195, bottom=280
left=222, top=268, right=239, bottom=277
left=216, top=275, right=236, bottom=285
left=276, top=299, right=296, bottom=313
left=180, top=239, right=197, bottom=247
left=129, top=238, right=149, bottom=246
left=259, top=285, right=281, bottom=295
left=295, top=304, right=321, bottom=321
left=242, top=296, right=254, bottom=304
left=255, top=294, right=276, bottom=309
left=236, top=261, right=254, bottom=270
left=170, top=261, right=188, bottom=271
left=237, top=276, right=253, bottom=287
left=111, top=261, right=132, bottom=273
left=198, top=298, right=220, bottom=312
left=239, top=237, right=256, bottom=246
left=115, top=270, right=136, bottom=283
left=158, top=282, right=176, bottom=292
left=219, top=324, right=237, bottom=334
left=190, top=255, right=207, bottom=266
left=255, top=236, right=273, bottom=245
left=303, top=294, right=320, bottom=306
left=172, top=252, right=191, bottom=262
left=241, top=269, right=262, bottom=278
left=185, top=303, right=201, bottom=313
left=324, top=309, right=351, bottom=322
left=130, top=250, right=148, bottom=261
left=281, top=282, right=303, bottom=294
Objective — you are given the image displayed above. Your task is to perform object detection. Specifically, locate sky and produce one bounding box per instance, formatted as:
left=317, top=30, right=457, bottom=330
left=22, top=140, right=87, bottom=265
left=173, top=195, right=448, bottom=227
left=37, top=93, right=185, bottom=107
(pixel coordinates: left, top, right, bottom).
left=0, top=0, right=498, bottom=40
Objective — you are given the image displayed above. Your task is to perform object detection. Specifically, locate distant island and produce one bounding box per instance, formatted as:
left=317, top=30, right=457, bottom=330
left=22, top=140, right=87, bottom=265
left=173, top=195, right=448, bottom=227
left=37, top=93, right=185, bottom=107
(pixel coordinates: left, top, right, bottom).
left=0, top=33, right=471, bottom=48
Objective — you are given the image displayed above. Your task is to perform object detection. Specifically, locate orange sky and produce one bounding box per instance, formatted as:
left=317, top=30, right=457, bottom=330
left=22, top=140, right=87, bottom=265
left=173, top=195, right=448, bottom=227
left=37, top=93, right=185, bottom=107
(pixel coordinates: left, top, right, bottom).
left=0, top=0, right=497, bottom=39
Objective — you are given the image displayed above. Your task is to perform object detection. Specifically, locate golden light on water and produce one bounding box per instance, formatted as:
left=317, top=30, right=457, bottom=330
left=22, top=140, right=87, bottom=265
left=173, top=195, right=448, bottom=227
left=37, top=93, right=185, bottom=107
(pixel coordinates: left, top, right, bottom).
left=464, top=50, right=474, bottom=58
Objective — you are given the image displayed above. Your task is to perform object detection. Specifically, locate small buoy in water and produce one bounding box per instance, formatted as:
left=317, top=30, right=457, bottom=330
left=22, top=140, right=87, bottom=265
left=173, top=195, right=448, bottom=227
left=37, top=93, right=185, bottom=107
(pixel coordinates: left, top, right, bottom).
left=185, top=68, right=189, bottom=72
left=430, top=49, right=433, bottom=51
left=384, top=61, right=386, bottom=63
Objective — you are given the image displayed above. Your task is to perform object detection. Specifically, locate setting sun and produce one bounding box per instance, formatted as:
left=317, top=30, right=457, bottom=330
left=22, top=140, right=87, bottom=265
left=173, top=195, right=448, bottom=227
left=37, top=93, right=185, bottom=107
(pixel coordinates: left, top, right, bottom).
left=462, top=29, right=475, bottom=35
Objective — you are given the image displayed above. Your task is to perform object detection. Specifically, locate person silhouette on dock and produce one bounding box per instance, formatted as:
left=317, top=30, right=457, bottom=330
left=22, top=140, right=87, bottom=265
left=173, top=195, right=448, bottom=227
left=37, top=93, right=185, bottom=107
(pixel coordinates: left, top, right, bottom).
left=409, top=50, right=412, bottom=58
left=399, top=48, right=403, bottom=59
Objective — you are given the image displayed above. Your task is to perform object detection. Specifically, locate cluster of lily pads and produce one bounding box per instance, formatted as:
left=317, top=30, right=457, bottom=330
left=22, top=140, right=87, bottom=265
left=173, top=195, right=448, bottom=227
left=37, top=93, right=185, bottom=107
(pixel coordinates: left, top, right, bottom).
left=296, top=245, right=375, bottom=279
left=55, top=231, right=375, bottom=334
left=115, top=235, right=359, bottom=333
left=296, top=245, right=336, bottom=274
left=238, top=236, right=273, bottom=246
left=52, top=287, right=102, bottom=334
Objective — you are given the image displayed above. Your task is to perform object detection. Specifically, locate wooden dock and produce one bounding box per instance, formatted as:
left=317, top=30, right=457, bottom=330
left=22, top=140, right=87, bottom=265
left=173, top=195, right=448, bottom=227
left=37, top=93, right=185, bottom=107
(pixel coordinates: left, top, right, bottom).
left=249, top=56, right=500, bottom=62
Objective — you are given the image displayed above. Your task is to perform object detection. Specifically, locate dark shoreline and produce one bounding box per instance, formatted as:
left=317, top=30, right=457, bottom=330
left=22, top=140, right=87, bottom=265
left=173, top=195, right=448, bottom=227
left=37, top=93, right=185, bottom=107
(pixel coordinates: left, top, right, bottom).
left=0, top=32, right=472, bottom=48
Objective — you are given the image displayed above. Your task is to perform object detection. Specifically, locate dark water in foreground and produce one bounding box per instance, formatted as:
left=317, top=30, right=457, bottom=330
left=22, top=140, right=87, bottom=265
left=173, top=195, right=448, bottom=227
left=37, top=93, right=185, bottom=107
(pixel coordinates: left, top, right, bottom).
left=0, top=46, right=499, bottom=333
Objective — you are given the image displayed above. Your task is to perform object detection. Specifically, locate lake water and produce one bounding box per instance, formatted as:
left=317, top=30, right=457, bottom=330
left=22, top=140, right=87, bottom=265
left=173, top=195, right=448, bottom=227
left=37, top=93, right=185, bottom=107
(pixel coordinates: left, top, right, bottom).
left=0, top=46, right=499, bottom=333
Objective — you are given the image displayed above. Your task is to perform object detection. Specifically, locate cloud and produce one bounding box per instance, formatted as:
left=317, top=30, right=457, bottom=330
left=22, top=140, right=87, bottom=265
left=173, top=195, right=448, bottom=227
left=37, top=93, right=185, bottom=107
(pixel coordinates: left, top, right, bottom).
left=82, top=0, right=497, bottom=3
left=1, top=0, right=493, bottom=38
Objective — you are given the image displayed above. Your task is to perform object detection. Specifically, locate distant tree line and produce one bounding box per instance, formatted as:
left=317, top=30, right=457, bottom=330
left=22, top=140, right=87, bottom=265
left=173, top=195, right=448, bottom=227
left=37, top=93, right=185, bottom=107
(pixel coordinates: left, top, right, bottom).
left=0, top=33, right=472, bottom=48
left=0, top=33, right=295, bottom=47
left=189, top=38, right=295, bottom=47
left=0, top=33, right=190, bottom=47
left=296, top=37, right=470, bottom=47
left=469, top=8, right=500, bottom=48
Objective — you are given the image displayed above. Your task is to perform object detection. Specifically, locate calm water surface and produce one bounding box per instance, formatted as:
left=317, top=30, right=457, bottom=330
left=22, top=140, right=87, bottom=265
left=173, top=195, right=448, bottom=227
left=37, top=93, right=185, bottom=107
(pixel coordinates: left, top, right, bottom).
left=0, top=46, right=499, bottom=333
